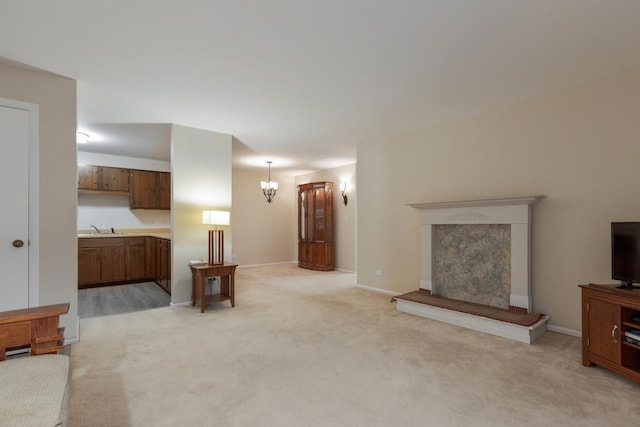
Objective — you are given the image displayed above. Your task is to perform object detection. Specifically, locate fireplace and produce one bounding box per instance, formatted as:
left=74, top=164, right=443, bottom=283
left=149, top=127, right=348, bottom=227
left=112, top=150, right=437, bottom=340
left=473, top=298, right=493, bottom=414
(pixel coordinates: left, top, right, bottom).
left=433, top=223, right=511, bottom=308
left=399, top=195, right=548, bottom=343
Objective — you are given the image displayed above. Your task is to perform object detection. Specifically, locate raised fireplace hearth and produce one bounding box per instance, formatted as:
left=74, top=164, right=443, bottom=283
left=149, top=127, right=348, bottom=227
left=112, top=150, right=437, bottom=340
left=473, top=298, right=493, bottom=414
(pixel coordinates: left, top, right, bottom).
left=399, top=195, right=548, bottom=344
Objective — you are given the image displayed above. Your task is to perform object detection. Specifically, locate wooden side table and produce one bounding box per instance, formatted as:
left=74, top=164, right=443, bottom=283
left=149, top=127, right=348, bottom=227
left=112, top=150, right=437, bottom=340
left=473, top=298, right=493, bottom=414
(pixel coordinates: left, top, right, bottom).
left=189, top=263, right=237, bottom=313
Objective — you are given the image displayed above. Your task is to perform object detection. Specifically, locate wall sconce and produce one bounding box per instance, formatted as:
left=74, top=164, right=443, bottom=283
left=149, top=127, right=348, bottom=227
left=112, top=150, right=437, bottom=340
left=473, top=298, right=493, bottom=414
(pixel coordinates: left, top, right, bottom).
left=340, top=182, right=348, bottom=206
left=202, top=210, right=230, bottom=265
left=260, top=161, right=278, bottom=203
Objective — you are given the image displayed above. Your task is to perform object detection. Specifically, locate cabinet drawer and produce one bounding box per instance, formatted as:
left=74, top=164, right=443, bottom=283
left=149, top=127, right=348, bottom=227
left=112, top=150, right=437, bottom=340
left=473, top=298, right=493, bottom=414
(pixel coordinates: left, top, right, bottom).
left=78, top=238, right=125, bottom=248
left=127, top=237, right=146, bottom=246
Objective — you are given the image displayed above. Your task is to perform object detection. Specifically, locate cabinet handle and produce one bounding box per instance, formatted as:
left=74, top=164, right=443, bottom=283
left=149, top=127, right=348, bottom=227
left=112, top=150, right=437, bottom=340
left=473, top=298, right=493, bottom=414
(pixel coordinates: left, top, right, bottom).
left=611, top=325, right=618, bottom=344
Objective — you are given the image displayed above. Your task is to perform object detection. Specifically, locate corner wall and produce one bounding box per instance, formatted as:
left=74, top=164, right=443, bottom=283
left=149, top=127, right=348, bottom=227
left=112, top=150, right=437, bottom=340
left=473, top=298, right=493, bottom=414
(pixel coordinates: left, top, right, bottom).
left=171, top=125, right=232, bottom=304
left=357, top=68, right=640, bottom=332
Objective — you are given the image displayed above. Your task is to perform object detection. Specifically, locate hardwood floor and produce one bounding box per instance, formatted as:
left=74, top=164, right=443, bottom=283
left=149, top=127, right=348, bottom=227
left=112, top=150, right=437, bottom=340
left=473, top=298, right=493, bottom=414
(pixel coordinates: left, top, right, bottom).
left=78, top=282, right=170, bottom=319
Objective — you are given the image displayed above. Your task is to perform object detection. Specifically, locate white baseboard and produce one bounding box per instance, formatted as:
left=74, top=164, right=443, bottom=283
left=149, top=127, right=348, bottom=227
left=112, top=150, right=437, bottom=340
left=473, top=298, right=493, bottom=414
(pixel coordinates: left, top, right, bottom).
left=237, top=261, right=297, bottom=268
left=546, top=324, right=581, bottom=337
left=356, top=283, right=400, bottom=296
left=238, top=262, right=355, bottom=273
left=170, top=301, right=192, bottom=307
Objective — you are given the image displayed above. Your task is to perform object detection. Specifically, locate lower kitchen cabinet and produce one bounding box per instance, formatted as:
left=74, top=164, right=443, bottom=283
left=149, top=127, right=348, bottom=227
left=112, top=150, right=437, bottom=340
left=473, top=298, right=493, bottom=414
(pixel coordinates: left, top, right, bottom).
left=101, top=244, right=126, bottom=283
left=78, top=236, right=171, bottom=294
left=78, top=247, right=101, bottom=285
left=153, top=238, right=171, bottom=293
left=125, top=237, right=147, bottom=281
left=145, top=237, right=156, bottom=278
left=78, top=238, right=126, bottom=286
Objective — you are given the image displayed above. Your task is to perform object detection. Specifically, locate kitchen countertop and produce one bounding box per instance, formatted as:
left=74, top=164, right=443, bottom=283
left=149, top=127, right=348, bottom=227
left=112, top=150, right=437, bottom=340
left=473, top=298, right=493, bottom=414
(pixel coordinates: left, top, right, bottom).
left=77, top=228, right=170, bottom=240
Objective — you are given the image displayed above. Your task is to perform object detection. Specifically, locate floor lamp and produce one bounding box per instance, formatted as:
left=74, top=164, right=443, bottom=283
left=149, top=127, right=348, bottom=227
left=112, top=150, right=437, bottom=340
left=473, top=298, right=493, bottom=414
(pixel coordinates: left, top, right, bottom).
left=202, top=210, right=230, bottom=265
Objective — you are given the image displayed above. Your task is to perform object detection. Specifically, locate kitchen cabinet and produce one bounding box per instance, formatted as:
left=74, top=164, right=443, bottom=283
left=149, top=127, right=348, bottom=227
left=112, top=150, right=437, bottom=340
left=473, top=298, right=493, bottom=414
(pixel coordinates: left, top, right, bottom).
left=78, top=235, right=170, bottom=293
left=153, top=238, right=171, bottom=293
left=78, top=238, right=126, bottom=286
left=145, top=237, right=156, bottom=279
left=101, top=244, right=126, bottom=283
left=158, top=171, right=171, bottom=210
left=298, top=182, right=334, bottom=271
left=101, top=167, right=130, bottom=191
left=78, top=165, right=170, bottom=210
left=78, top=247, right=101, bottom=285
left=130, top=169, right=171, bottom=210
left=77, top=165, right=97, bottom=190
left=129, top=169, right=157, bottom=209
left=78, top=165, right=129, bottom=193
left=125, top=237, right=147, bottom=281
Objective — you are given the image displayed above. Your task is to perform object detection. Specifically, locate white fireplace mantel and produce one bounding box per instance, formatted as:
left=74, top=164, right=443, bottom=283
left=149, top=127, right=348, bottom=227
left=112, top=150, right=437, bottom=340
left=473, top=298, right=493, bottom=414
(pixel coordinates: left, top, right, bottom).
left=408, top=195, right=546, bottom=211
left=408, top=195, right=545, bottom=312
left=402, top=195, right=547, bottom=343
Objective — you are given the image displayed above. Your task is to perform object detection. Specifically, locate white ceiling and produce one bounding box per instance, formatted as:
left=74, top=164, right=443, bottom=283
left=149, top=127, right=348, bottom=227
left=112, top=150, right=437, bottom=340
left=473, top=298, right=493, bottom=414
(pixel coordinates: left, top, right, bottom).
left=2, top=1, right=640, bottom=175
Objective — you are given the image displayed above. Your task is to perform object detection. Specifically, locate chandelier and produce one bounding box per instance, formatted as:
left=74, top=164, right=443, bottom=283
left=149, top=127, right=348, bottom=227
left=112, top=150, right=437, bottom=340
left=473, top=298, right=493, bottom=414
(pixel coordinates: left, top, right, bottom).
left=260, top=161, right=278, bottom=203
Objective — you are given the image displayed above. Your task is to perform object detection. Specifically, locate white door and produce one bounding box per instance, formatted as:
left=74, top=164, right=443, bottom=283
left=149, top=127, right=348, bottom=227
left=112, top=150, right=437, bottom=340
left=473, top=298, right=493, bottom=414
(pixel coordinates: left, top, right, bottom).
left=0, top=104, right=30, bottom=311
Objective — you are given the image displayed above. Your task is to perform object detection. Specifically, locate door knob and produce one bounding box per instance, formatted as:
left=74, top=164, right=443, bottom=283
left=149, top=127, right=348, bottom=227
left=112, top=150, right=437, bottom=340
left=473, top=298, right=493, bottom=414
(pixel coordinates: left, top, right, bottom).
left=12, top=240, right=24, bottom=248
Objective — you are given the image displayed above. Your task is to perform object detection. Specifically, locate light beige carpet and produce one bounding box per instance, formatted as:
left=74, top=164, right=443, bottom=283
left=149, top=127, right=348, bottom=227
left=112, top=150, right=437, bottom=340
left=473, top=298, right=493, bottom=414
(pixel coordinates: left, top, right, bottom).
left=70, top=264, right=640, bottom=426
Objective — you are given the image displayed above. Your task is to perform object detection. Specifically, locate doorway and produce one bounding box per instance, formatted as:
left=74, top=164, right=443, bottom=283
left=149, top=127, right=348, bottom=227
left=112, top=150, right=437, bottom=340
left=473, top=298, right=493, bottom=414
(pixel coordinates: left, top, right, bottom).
left=0, top=99, right=39, bottom=311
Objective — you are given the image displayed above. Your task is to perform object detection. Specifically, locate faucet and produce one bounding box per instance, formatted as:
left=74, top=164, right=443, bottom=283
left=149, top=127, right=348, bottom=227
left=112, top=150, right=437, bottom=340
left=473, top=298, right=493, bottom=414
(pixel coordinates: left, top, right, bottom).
left=90, top=225, right=100, bottom=235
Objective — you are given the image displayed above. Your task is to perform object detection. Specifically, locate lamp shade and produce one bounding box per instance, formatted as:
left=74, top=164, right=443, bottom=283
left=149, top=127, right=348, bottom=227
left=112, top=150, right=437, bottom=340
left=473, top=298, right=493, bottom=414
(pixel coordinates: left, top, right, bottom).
left=202, top=210, right=230, bottom=226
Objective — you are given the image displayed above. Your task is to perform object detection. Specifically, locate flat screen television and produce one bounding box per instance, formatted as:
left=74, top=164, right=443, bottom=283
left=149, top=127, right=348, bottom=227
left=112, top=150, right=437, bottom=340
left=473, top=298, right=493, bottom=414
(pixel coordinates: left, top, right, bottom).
left=612, top=222, right=640, bottom=289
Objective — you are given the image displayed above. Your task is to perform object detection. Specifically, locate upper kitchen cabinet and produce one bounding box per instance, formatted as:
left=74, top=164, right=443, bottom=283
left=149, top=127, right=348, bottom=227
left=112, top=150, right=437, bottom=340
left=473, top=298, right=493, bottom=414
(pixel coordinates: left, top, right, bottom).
left=130, top=169, right=171, bottom=210
left=157, top=171, right=171, bottom=210
left=78, top=165, right=130, bottom=194
left=78, top=164, right=170, bottom=210
left=77, top=165, right=96, bottom=190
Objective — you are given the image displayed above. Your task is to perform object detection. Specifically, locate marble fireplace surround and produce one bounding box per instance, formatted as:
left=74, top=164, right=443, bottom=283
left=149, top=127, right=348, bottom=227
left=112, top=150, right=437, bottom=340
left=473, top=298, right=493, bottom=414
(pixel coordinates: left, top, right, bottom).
left=402, top=195, right=547, bottom=343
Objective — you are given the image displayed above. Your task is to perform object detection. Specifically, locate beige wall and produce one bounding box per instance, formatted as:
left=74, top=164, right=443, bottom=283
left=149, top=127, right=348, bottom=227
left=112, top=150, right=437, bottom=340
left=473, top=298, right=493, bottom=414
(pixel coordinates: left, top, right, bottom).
left=232, top=167, right=297, bottom=266
left=296, top=163, right=357, bottom=272
left=357, top=68, right=640, bottom=333
left=0, top=61, right=78, bottom=340
left=171, top=125, right=232, bottom=304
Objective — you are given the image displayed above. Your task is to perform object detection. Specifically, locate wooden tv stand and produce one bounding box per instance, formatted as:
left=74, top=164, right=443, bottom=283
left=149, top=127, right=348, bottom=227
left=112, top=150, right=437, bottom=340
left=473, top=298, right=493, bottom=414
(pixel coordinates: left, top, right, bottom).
left=580, top=284, right=640, bottom=384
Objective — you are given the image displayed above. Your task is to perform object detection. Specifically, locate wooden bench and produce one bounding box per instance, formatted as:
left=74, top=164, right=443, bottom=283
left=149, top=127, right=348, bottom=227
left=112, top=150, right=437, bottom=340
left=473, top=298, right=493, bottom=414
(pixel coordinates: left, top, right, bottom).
left=0, top=303, right=69, bottom=360
left=0, top=303, right=71, bottom=426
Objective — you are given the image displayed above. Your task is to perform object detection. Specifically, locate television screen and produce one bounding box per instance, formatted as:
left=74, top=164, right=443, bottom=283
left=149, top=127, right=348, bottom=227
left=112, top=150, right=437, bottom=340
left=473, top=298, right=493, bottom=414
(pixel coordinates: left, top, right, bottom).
left=612, top=222, right=640, bottom=288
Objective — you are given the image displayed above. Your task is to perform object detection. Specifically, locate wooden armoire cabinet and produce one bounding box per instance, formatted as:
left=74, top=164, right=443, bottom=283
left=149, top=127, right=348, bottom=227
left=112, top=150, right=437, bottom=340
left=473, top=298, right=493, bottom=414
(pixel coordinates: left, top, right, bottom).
left=298, top=182, right=334, bottom=271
